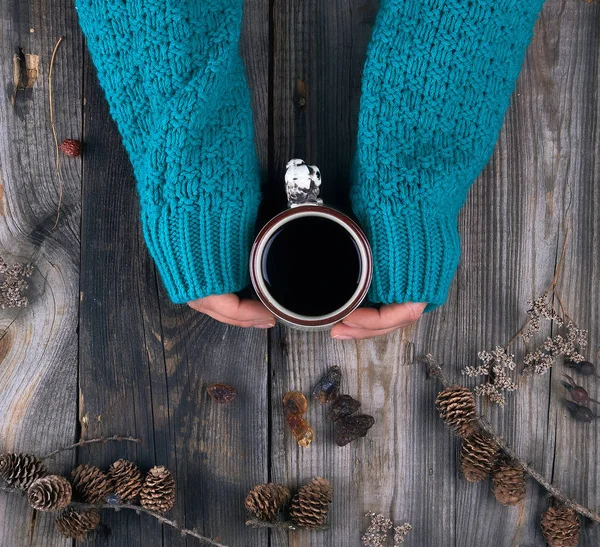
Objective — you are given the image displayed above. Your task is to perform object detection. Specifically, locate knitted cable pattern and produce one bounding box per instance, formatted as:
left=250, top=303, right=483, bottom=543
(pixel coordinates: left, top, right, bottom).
left=352, top=0, right=545, bottom=310
left=76, top=0, right=261, bottom=303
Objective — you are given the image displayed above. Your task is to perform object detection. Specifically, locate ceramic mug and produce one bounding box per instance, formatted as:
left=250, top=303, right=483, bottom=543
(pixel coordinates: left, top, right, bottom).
left=250, top=159, right=373, bottom=330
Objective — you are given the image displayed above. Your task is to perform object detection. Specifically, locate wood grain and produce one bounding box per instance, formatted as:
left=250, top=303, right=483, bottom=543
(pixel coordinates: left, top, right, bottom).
left=0, top=0, right=598, bottom=546
left=0, top=0, right=81, bottom=545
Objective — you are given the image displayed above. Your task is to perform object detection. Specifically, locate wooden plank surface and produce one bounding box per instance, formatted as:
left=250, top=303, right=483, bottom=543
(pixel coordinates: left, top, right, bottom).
left=0, top=0, right=598, bottom=546
left=0, top=1, right=81, bottom=545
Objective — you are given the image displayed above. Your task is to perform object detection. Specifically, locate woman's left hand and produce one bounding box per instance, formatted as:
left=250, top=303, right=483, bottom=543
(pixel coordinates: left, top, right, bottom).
left=330, top=302, right=426, bottom=341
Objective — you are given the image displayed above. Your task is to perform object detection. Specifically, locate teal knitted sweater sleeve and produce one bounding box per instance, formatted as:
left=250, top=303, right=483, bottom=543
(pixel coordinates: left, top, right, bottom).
left=352, top=0, right=545, bottom=311
left=76, top=1, right=261, bottom=303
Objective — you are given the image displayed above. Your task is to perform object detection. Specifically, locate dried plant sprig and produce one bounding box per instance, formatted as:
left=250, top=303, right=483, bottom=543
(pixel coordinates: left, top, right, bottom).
left=393, top=522, right=413, bottom=545
left=422, top=355, right=600, bottom=524
left=0, top=257, right=33, bottom=309
left=41, top=436, right=142, bottom=461
left=48, top=36, right=64, bottom=230
left=463, top=347, right=516, bottom=406
left=361, top=512, right=412, bottom=546
left=522, top=292, right=563, bottom=343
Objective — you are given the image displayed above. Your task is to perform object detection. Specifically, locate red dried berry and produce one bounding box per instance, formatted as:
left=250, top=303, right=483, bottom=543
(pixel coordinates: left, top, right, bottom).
left=60, top=139, right=81, bottom=158
left=206, top=383, right=237, bottom=404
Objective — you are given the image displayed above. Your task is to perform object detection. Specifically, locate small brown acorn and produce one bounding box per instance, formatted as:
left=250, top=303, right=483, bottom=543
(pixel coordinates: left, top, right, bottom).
left=60, top=138, right=82, bottom=158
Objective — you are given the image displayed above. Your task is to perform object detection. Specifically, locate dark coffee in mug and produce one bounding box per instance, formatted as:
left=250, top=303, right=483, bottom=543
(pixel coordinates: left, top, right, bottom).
left=261, top=216, right=363, bottom=317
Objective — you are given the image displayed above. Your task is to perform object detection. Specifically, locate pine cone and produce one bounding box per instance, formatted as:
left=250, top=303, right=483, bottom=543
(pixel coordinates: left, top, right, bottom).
left=541, top=506, right=580, bottom=547
left=460, top=431, right=499, bottom=482
left=0, top=453, right=47, bottom=489
left=60, top=138, right=81, bottom=158
left=435, top=386, right=478, bottom=438
left=56, top=507, right=101, bottom=540
left=140, top=466, right=175, bottom=513
left=108, top=459, right=143, bottom=501
left=245, top=483, right=291, bottom=521
left=491, top=460, right=526, bottom=506
left=71, top=464, right=111, bottom=504
left=27, top=475, right=72, bottom=511
left=289, top=477, right=332, bottom=529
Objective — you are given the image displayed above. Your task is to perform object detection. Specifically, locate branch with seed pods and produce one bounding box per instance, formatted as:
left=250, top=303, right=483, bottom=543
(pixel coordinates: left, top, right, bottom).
left=0, top=436, right=227, bottom=547
left=422, top=354, right=599, bottom=546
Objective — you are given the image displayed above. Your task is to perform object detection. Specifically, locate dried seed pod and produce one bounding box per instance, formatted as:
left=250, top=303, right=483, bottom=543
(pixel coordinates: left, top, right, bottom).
left=283, top=391, right=308, bottom=415
left=283, top=391, right=313, bottom=447
left=27, top=475, right=72, bottom=511
left=244, top=483, right=291, bottom=521
left=334, top=415, right=375, bottom=447
left=460, top=431, right=499, bottom=482
left=140, top=466, right=176, bottom=513
left=56, top=507, right=101, bottom=540
left=108, top=459, right=144, bottom=501
left=565, top=360, right=599, bottom=377
left=289, top=477, right=332, bottom=529
left=435, top=386, right=478, bottom=438
left=312, top=366, right=342, bottom=403
left=541, top=505, right=580, bottom=547
left=0, top=453, right=47, bottom=489
left=206, top=383, right=237, bottom=404
left=71, top=464, right=111, bottom=504
left=328, top=394, right=361, bottom=422
left=562, top=374, right=600, bottom=405
left=491, top=459, right=526, bottom=506
left=60, top=138, right=82, bottom=158
left=564, top=399, right=598, bottom=423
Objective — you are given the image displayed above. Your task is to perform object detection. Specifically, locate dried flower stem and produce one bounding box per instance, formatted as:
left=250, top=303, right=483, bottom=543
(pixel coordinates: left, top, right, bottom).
left=421, top=355, right=600, bottom=524
left=48, top=36, right=64, bottom=231
left=0, top=487, right=227, bottom=547
left=245, top=518, right=299, bottom=530
left=41, top=435, right=141, bottom=461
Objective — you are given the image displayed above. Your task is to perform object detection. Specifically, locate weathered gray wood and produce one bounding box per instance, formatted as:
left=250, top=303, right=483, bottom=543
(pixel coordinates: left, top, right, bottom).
left=76, top=2, right=270, bottom=547
left=0, top=0, right=81, bottom=545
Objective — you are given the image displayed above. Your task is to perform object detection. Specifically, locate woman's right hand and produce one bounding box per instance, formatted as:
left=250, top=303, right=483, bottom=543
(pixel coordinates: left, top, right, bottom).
left=188, top=294, right=276, bottom=329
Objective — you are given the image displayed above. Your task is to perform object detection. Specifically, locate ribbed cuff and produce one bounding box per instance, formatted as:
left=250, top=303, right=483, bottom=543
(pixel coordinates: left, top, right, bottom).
left=141, top=192, right=261, bottom=304
left=353, top=198, right=461, bottom=311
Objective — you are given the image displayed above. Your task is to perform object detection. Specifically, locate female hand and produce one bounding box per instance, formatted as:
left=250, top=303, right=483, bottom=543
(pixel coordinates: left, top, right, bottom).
left=330, top=302, right=426, bottom=341
left=188, top=294, right=275, bottom=329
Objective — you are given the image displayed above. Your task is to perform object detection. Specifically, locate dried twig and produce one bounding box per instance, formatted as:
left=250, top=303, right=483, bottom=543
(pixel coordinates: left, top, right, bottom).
left=48, top=36, right=64, bottom=230
left=0, top=487, right=227, bottom=547
left=41, top=435, right=141, bottom=461
left=245, top=518, right=299, bottom=530
left=420, top=355, right=600, bottom=524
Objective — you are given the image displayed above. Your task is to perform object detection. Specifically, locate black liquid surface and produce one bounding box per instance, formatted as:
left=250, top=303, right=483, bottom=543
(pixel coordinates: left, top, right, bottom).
left=262, top=216, right=362, bottom=317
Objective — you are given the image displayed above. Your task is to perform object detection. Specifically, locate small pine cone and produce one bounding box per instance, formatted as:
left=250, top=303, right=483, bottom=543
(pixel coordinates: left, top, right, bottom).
left=27, top=475, right=72, bottom=511
left=60, top=138, right=81, bottom=158
left=491, top=460, right=526, bottom=506
left=108, top=459, right=143, bottom=501
left=140, top=466, right=175, bottom=513
left=289, top=477, right=332, bottom=529
left=435, top=386, right=478, bottom=438
left=541, top=506, right=580, bottom=547
left=460, top=431, right=499, bottom=482
left=245, top=483, right=291, bottom=521
left=56, top=507, right=101, bottom=540
left=0, top=453, right=47, bottom=490
left=71, top=464, right=111, bottom=504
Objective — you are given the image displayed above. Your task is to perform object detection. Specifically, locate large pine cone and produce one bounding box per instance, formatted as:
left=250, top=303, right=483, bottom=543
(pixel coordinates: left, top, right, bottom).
left=0, top=453, right=47, bottom=489
left=56, top=507, right=101, bottom=540
left=460, top=431, right=499, bottom=482
left=435, top=386, right=478, bottom=438
left=245, top=483, right=291, bottom=521
left=108, top=459, right=143, bottom=501
left=541, top=506, right=580, bottom=547
left=289, top=477, right=332, bottom=529
left=27, top=475, right=72, bottom=511
left=140, top=466, right=175, bottom=513
left=71, top=464, right=111, bottom=504
left=491, top=460, right=526, bottom=506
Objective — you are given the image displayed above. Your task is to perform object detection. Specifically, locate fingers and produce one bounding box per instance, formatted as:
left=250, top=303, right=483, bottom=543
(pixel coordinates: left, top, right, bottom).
left=188, top=294, right=275, bottom=328
left=330, top=302, right=426, bottom=341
